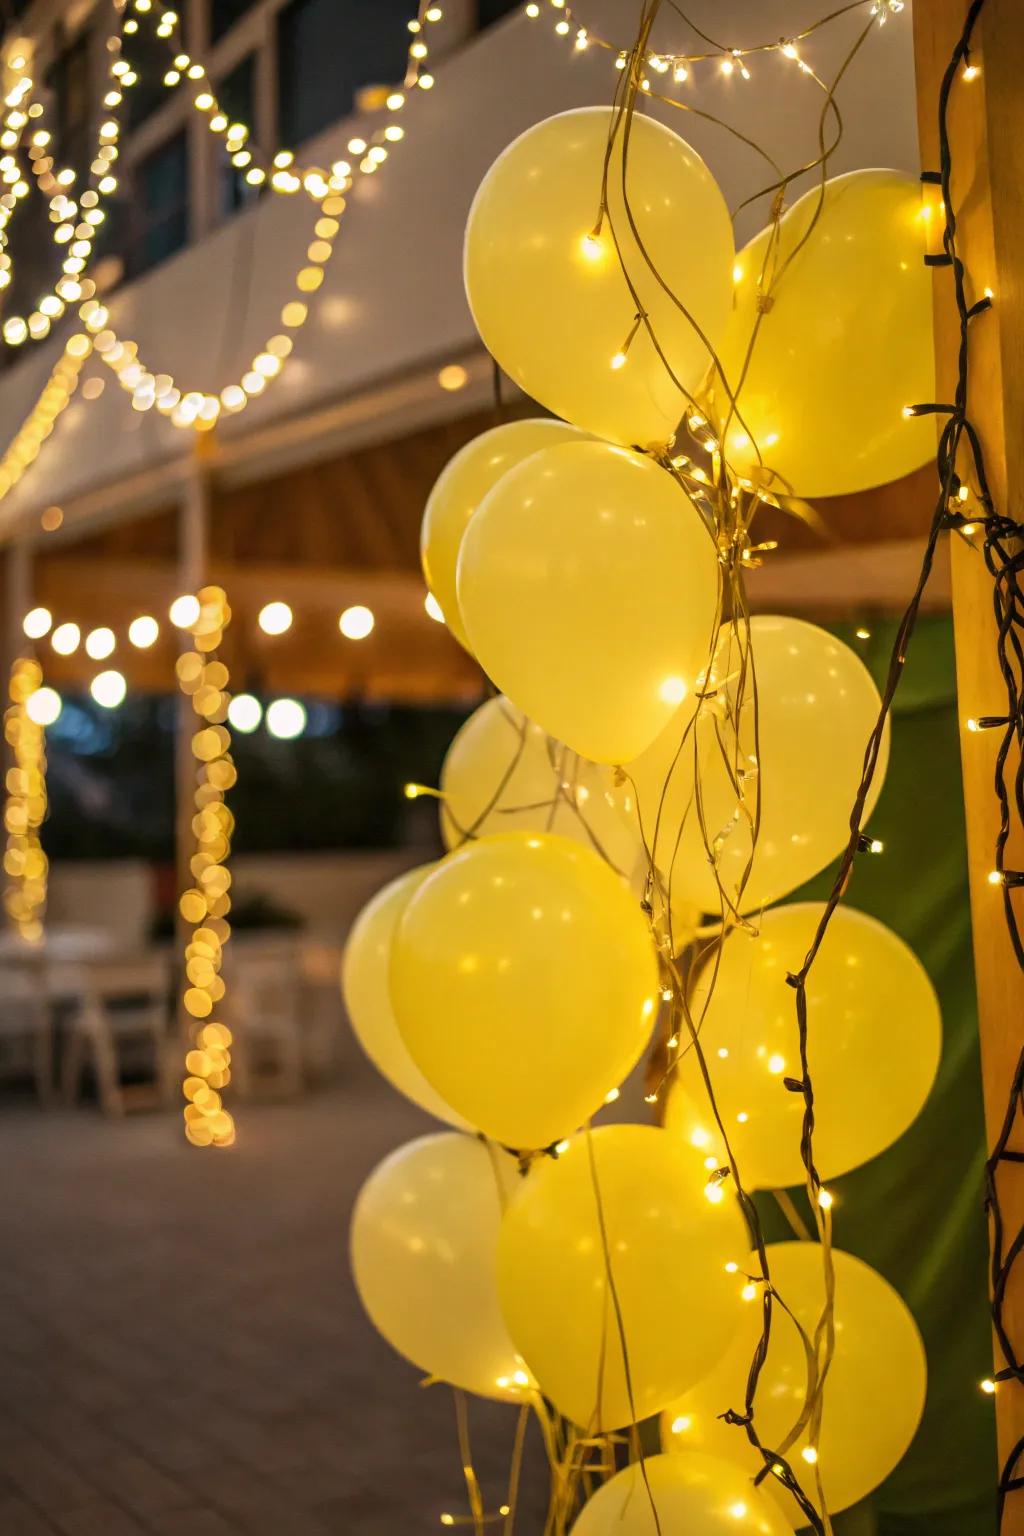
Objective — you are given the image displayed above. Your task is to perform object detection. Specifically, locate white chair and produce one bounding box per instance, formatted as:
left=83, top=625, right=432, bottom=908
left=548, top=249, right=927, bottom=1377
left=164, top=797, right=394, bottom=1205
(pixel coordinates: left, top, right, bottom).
left=61, top=956, right=174, bottom=1115
left=224, top=941, right=305, bottom=1100
left=0, top=961, right=52, bottom=1105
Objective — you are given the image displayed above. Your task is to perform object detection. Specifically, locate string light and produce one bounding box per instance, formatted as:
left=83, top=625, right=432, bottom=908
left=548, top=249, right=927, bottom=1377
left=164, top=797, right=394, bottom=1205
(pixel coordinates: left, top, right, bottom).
left=3, top=658, right=49, bottom=944
left=266, top=698, right=307, bottom=739
left=128, top=615, right=159, bottom=648
left=257, top=600, right=293, bottom=635
left=22, top=607, right=52, bottom=639
left=50, top=622, right=80, bottom=656
left=227, top=693, right=262, bottom=733
left=339, top=605, right=375, bottom=640
left=90, top=669, right=127, bottom=708
left=84, top=626, right=116, bottom=660
left=177, top=586, right=237, bottom=1150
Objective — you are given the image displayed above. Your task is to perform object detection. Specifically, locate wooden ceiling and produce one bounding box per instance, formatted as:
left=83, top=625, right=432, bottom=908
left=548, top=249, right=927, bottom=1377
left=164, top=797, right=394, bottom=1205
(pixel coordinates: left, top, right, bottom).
left=19, top=404, right=946, bottom=701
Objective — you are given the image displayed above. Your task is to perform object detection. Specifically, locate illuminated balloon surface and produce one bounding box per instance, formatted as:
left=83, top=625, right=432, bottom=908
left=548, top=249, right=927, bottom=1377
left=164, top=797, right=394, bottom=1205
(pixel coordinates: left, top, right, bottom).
left=439, top=695, right=637, bottom=875
left=458, top=441, right=720, bottom=764
left=497, top=1125, right=746, bottom=1430
left=665, top=901, right=941, bottom=1188
left=570, top=1452, right=793, bottom=1536
left=662, top=616, right=888, bottom=915
left=351, top=1132, right=525, bottom=1400
left=662, top=1243, right=927, bottom=1522
left=391, top=834, right=659, bottom=1149
left=341, top=866, right=468, bottom=1127
left=421, top=418, right=588, bottom=649
left=465, top=107, right=734, bottom=448
left=712, top=169, right=936, bottom=496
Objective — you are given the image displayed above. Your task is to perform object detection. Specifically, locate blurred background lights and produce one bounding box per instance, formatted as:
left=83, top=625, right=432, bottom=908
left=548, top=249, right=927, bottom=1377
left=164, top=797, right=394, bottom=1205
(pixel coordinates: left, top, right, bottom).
left=339, top=604, right=375, bottom=640
left=258, top=600, right=293, bottom=635
left=128, top=615, right=159, bottom=648
left=424, top=592, right=445, bottom=623
left=90, top=669, right=127, bottom=708
left=227, top=693, right=263, bottom=733
left=51, top=622, right=81, bottom=655
left=266, top=697, right=306, bottom=739
left=169, top=594, right=201, bottom=628
left=85, top=626, right=116, bottom=660
left=22, top=606, right=52, bottom=639
left=25, top=686, right=62, bottom=726
left=437, top=363, right=468, bottom=391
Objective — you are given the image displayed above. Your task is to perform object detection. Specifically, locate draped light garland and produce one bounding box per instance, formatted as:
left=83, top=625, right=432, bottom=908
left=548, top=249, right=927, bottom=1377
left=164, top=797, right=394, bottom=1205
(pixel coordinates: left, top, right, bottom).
left=3, top=656, right=50, bottom=943
left=176, top=584, right=238, bottom=1148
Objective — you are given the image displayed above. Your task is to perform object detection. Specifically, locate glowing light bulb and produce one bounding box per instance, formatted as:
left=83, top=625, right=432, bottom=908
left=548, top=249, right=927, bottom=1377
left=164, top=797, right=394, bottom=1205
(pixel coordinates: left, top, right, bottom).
left=802, top=1446, right=819, bottom=1465
left=227, top=693, right=263, bottom=733
left=659, top=676, right=688, bottom=706
left=170, top=594, right=200, bottom=628
left=128, top=615, right=159, bottom=648
left=704, top=1182, right=724, bottom=1205
left=266, top=697, right=306, bottom=739
left=90, top=669, right=126, bottom=708
left=817, top=1188, right=834, bottom=1211
left=767, top=1053, right=786, bottom=1074
left=963, top=62, right=980, bottom=81
left=258, top=600, right=292, bottom=636
left=580, top=232, right=602, bottom=260
left=339, top=605, right=374, bottom=640
left=51, top=622, right=80, bottom=655
left=85, top=626, right=115, bottom=660
left=26, top=686, right=61, bottom=725
left=981, top=1378, right=997, bottom=1394
left=604, top=1087, right=620, bottom=1104
left=22, top=606, right=52, bottom=639
left=610, top=350, right=627, bottom=370
left=671, top=1415, right=692, bottom=1434
left=437, top=364, right=468, bottom=392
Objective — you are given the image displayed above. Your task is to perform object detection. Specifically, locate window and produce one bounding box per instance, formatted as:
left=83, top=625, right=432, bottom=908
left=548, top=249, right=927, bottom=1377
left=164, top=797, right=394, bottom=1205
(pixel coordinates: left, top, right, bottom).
left=125, top=131, right=189, bottom=278
left=277, top=0, right=417, bottom=148
left=216, top=53, right=259, bottom=216
left=211, top=0, right=262, bottom=44
left=122, top=19, right=173, bottom=130
left=46, top=29, right=92, bottom=176
left=476, top=0, right=522, bottom=27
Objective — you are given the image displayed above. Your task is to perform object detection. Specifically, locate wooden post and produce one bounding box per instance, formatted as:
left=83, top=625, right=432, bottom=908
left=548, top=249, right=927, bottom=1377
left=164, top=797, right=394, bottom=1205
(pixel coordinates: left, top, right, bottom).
left=914, top=0, right=1024, bottom=1511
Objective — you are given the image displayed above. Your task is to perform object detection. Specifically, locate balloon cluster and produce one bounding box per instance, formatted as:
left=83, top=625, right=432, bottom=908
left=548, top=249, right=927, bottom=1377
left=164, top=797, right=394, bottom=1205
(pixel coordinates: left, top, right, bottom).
left=345, top=103, right=939, bottom=1532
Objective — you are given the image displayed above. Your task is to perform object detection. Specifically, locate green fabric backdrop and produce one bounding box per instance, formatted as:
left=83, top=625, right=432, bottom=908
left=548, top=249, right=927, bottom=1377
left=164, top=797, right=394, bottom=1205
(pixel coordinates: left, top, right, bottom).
left=765, top=614, right=995, bottom=1533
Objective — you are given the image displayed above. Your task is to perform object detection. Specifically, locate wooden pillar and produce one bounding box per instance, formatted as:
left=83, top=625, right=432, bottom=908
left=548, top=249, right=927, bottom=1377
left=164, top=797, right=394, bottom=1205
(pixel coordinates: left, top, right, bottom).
left=914, top=0, right=1024, bottom=1511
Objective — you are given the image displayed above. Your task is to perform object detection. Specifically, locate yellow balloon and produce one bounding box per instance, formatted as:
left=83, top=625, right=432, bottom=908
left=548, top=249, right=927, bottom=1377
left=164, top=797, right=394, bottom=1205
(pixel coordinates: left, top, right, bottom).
left=497, top=1125, right=747, bottom=1430
left=341, top=867, right=468, bottom=1127
left=350, top=1131, right=526, bottom=1401
left=665, top=901, right=941, bottom=1188
left=458, top=441, right=721, bottom=764
left=710, top=169, right=936, bottom=497
left=390, top=833, right=659, bottom=1150
left=662, top=1243, right=927, bottom=1523
left=465, top=107, right=734, bottom=448
left=570, top=1452, right=793, bottom=1536
left=659, top=616, right=889, bottom=915
left=421, top=419, right=589, bottom=650
left=439, top=695, right=638, bottom=877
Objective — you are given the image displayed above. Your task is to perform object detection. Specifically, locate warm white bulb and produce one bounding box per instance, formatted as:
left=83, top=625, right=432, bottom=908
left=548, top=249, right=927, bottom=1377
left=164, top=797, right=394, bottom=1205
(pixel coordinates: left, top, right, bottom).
left=128, top=615, right=159, bottom=648
left=169, top=594, right=200, bottom=628
left=266, top=697, right=306, bottom=739
left=51, top=622, right=81, bottom=655
left=339, top=605, right=374, bottom=640
left=23, top=606, right=52, bottom=639
left=25, top=685, right=61, bottom=726
left=85, top=626, right=115, bottom=660
left=227, top=693, right=263, bottom=733
left=258, top=600, right=293, bottom=636
left=90, top=669, right=126, bottom=708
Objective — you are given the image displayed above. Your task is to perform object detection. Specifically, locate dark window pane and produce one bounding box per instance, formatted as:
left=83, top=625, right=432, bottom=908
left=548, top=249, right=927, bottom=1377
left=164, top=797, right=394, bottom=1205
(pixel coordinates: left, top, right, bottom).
left=216, top=53, right=260, bottom=215
left=277, top=0, right=417, bottom=147
left=211, top=0, right=261, bottom=43
left=45, top=29, right=92, bottom=176
left=477, top=0, right=521, bottom=27
left=123, top=21, right=172, bottom=129
left=125, top=131, right=189, bottom=278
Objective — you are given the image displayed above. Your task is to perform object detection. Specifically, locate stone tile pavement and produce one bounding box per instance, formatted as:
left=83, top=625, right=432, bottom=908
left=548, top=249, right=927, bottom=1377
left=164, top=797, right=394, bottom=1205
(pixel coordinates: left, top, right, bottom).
left=0, top=1067, right=549, bottom=1534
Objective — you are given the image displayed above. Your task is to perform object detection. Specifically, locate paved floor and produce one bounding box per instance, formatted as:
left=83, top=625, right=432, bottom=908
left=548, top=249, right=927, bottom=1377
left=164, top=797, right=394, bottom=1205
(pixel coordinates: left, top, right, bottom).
left=0, top=1069, right=549, bottom=1535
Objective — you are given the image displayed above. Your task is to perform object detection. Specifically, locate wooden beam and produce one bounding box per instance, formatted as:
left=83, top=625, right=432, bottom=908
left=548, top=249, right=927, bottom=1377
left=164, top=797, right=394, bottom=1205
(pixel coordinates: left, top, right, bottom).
left=914, top=0, right=1024, bottom=1510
